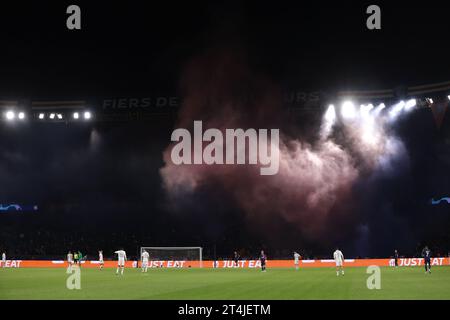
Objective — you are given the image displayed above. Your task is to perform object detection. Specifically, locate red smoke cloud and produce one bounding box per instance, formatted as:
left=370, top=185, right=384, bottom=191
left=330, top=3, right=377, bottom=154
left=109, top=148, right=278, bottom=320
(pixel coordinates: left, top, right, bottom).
left=160, top=48, right=364, bottom=242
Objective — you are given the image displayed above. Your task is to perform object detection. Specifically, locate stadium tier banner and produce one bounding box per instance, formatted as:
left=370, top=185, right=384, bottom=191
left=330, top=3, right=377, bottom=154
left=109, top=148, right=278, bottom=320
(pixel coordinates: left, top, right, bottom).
left=1, top=258, right=449, bottom=268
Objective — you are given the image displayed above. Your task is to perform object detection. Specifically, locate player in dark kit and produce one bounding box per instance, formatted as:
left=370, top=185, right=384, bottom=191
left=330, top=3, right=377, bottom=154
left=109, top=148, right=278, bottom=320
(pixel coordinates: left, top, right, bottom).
left=233, top=251, right=240, bottom=267
left=394, top=249, right=399, bottom=268
left=422, top=246, right=432, bottom=274
left=259, top=250, right=267, bottom=272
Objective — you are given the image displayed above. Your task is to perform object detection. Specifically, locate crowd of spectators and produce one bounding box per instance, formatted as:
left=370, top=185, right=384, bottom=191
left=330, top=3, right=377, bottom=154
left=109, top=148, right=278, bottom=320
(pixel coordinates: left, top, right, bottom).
left=1, top=225, right=449, bottom=261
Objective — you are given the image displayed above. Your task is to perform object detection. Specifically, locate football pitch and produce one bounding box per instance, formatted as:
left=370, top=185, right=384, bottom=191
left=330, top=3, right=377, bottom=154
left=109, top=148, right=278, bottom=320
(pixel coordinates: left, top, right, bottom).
left=1, top=266, right=450, bottom=300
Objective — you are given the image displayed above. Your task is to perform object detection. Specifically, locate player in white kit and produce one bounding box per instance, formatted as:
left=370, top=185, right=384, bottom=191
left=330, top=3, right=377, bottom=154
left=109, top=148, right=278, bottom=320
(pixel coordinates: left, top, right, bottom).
left=2, top=252, right=6, bottom=268
left=293, top=252, right=301, bottom=270
left=333, top=248, right=344, bottom=276
left=114, top=249, right=127, bottom=275
left=141, top=250, right=150, bottom=273
left=98, top=250, right=104, bottom=270
left=67, top=251, right=74, bottom=273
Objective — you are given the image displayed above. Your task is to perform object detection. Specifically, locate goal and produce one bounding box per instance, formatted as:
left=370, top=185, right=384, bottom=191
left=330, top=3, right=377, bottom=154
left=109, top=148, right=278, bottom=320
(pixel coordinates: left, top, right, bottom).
left=139, top=246, right=203, bottom=268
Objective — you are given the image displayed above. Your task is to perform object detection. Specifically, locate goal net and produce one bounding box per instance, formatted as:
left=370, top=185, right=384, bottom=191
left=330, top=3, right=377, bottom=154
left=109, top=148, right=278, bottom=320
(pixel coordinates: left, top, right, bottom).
left=139, top=246, right=203, bottom=268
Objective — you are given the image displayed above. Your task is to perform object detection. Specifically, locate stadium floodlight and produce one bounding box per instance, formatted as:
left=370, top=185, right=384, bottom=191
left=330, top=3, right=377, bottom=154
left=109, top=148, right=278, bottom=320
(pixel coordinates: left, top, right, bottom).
left=49, top=113, right=55, bottom=119
left=84, top=111, right=92, bottom=120
left=73, top=112, right=79, bottom=119
left=38, top=113, right=45, bottom=120
left=57, top=113, right=63, bottom=120
left=404, top=99, right=416, bottom=111
left=18, top=112, right=25, bottom=120
left=139, top=246, right=203, bottom=268
left=5, top=110, right=15, bottom=121
left=341, top=101, right=356, bottom=119
left=448, top=95, right=450, bottom=101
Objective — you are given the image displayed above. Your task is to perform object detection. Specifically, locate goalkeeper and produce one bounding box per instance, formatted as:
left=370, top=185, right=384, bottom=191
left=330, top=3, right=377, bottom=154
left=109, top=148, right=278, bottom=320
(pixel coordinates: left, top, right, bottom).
left=77, top=251, right=86, bottom=267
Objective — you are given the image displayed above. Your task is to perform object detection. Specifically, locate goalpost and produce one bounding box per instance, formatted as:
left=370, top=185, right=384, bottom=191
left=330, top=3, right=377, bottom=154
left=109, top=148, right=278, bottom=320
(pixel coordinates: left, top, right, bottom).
left=139, top=246, right=203, bottom=268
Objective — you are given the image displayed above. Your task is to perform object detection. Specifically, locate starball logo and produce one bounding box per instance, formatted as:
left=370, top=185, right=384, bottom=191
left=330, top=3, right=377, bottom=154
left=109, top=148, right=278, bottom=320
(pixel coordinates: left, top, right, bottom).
left=170, top=121, right=280, bottom=175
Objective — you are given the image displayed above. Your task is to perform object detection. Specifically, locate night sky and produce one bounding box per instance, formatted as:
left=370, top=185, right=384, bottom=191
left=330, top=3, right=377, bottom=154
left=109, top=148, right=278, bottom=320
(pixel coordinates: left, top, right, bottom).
left=0, top=1, right=449, bottom=259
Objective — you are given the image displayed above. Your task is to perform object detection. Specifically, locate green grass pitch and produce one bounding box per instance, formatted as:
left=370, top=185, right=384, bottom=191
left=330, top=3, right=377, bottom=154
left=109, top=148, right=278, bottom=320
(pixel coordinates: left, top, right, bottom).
left=1, top=266, right=450, bottom=299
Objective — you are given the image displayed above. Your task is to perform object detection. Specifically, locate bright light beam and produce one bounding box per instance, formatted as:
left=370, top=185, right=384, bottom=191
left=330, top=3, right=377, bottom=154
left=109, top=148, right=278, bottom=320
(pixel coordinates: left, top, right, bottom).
left=320, top=104, right=336, bottom=139
left=372, top=103, right=386, bottom=117
left=325, top=104, right=336, bottom=123
left=360, top=104, right=374, bottom=119
left=389, top=101, right=405, bottom=119
left=404, top=99, right=416, bottom=111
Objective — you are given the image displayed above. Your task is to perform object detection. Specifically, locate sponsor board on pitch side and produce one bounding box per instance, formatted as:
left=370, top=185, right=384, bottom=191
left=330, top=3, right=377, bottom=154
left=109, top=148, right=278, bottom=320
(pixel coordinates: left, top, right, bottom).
left=388, top=257, right=447, bottom=267
left=2, top=258, right=449, bottom=268
left=0, top=260, right=23, bottom=268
